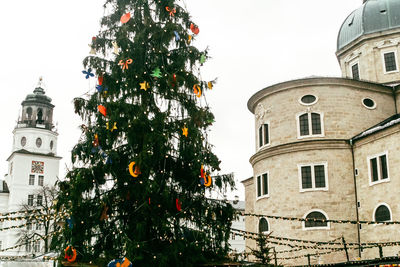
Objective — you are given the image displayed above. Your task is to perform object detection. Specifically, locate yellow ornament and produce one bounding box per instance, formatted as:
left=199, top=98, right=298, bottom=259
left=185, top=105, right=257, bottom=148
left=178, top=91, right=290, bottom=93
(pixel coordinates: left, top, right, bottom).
left=140, top=81, right=150, bottom=91
left=182, top=126, right=188, bottom=137
left=129, top=161, right=141, bottom=177
left=207, top=81, right=213, bottom=90
left=106, top=122, right=117, bottom=132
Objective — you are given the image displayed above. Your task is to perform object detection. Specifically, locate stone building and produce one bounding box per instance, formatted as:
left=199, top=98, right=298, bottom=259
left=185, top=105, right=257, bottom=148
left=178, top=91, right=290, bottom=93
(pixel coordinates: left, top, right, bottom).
left=242, top=0, right=400, bottom=265
left=0, top=82, right=61, bottom=256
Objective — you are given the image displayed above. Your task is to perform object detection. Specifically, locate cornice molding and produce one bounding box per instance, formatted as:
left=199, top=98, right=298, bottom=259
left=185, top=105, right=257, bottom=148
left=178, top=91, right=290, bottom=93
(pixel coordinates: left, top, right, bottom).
left=249, top=139, right=350, bottom=167
left=247, top=78, right=391, bottom=114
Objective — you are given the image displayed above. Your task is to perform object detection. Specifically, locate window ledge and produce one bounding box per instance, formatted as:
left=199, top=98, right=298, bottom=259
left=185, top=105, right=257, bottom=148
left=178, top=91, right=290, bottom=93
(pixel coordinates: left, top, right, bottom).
left=256, top=195, right=270, bottom=202
left=300, top=188, right=329, bottom=193
left=258, top=143, right=271, bottom=151
left=297, top=134, right=325, bottom=140
left=384, top=69, right=399, bottom=74
left=369, top=178, right=390, bottom=187
left=302, top=226, right=330, bottom=231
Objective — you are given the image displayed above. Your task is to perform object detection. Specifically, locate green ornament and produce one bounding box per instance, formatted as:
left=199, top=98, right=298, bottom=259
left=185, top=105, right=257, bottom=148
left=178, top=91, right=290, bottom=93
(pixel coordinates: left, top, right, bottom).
left=200, top=55, right=206, bottom=64
left=151, top=67, right=162, bottom=78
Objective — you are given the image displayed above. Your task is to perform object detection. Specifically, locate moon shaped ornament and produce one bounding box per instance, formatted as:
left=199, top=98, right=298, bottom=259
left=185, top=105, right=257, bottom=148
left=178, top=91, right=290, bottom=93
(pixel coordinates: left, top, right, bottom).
left=64, top=246, right=77, bottom=262
left=129, top=161, right=141, bottom=177
left=204, top=175, right=212, bottom=187
left=193, top=84, right=201, bottom=97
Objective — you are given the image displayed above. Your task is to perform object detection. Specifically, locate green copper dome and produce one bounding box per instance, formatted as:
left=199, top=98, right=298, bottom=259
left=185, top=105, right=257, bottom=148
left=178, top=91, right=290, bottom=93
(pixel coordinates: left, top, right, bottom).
left=337, top=0, right=400, bottom=51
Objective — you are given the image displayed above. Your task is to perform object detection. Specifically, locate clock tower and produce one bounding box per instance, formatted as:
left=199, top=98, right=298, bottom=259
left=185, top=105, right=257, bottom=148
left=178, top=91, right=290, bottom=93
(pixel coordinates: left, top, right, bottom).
left=0, top=79, right=61, bottom=256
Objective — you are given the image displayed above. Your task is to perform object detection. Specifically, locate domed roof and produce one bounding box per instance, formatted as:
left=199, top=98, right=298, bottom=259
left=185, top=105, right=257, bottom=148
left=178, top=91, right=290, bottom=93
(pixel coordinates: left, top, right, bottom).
left=22, top=86, right=53, bottom=107
left=337, top=0, right=400, bottom=51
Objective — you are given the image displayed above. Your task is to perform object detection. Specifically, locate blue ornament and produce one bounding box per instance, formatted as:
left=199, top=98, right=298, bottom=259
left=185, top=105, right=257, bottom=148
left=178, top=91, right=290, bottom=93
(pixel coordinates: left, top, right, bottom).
left=200, top=177, right=205, bottom=185
left=107, top=257, right=132, bottom=267
left=66, top=217, right=74, bottom=229
left=96, top=85, right=108, bottom=93
left=82, top=68, right=95, bottom=79
left=174, top=31, right=180, bottom=41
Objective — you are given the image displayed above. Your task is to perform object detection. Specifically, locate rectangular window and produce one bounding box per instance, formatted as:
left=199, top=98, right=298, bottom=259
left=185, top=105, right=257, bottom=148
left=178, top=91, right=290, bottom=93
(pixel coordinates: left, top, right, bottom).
left=371, top=158, right=378, bottom=182
left=301, top=166, right=312, bottom=189
left=299, top=163, right=328, bottom=191
left=351, top=63, right=360, bottom=80
left=28, top=195, right=34, bottom=206
left=36, top=223, right=41, bottom=230
left=38, top=175, right=44, bottom=186
left=369, top=152, right=389, bottom=184
left=263, top=124, right=269, bottom=145
left=258, top=124, right=270, bottom=148
left=314, top=165, right=326, bottom=188
left=384, top=52, right=397, bottom=72
left=299, top=114, right=309, bottom=136
left=29, top=175, right=35, bottom=185
left=26, top=243, right=32, bottom=252
left=33, top=241, right=40, bottom=252
left=256, top=172, right=269, bottom=198
left=311, top=113, right=321, bottom=134
left=27, top=223, right=32, bottom=230
left=37, top=195, right=43, bottom=206
left=380, top=155, right=388, bottom=179
left=262, top=173, right=268, bottom=195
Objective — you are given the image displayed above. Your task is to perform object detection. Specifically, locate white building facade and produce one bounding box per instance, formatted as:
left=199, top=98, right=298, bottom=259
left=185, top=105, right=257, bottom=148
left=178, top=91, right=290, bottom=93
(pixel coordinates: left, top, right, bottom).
left=0, top=85, right=61, bottom=256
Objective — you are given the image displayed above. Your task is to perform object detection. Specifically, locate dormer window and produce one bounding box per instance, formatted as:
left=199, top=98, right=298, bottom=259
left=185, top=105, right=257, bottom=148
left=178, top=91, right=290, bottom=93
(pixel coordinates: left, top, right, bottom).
left=351, top=62, right=360, bottom=80
left=382, top=51, right=398, bottom=73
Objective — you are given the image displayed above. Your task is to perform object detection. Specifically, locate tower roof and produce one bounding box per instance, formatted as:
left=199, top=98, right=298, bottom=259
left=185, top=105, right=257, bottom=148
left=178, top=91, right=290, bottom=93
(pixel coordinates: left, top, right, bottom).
left=337, top=0, right=400, bottom=51
left=22, top=86, right=53, bottom=107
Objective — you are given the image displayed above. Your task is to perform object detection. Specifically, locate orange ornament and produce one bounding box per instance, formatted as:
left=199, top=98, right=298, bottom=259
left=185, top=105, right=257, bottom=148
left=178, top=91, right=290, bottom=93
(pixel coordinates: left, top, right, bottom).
left=193, top=84, right=201, bottom=97
left=98, top=105, right=106, bottom=116
left=120, top=12, right=131, bottom=24
left=64, top=246, right=77, bottom=262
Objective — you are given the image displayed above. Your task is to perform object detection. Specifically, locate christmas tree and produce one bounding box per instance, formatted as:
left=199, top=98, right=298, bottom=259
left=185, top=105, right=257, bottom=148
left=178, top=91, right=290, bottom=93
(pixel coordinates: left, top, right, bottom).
left=54, top=0, right=236, bottom=266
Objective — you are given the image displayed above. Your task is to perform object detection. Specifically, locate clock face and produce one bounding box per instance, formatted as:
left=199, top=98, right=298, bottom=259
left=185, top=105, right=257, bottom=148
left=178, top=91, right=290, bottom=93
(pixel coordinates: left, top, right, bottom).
left=31, top=161, right=44, bottom=174
left=36, top=138, right=42, bottom=148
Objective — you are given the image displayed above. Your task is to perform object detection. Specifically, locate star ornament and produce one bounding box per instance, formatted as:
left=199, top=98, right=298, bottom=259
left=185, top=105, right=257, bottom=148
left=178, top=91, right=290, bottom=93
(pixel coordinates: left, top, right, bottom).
left=82, top=68, right=95, bottom=79
left=182, top=126, right=188, bottom=137
left=140, top=81, right=150, bottom=91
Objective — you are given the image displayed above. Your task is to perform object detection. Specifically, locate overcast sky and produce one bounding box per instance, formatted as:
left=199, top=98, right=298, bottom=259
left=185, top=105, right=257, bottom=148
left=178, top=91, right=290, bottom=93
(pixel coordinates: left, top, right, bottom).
left=0, top=0, right=362, bottom=200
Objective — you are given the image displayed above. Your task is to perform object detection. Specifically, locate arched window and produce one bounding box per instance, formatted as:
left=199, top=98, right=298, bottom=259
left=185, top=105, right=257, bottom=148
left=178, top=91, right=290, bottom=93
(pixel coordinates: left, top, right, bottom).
left=374, top=204, right=391, bottom=222
left=304, top=211, right=328, bottom=229
left=26, top=107, right=32, bottom=120
left=37, top=109, right=43, bottom=123
left=258, top=218, right=269, bottom=233
left=298, top=112, right=323, bottom=137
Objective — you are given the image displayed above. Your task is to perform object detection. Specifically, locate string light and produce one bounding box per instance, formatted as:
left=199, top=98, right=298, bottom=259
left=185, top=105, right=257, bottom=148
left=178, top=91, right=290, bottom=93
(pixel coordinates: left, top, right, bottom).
left=244, top=212, right=400, bottom=225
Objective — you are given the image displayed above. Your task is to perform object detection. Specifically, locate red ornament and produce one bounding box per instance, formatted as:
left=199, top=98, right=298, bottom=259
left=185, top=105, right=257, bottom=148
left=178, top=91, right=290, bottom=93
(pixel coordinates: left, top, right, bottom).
left=176, top=198, right=182, bottom=211
left=98, top=76, right=103, bottom=85
left=98, top=105, right=106, bottom=117
left=190, top=23, right=199, bottom=35
left=149, top=197, right=151, bottom=205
